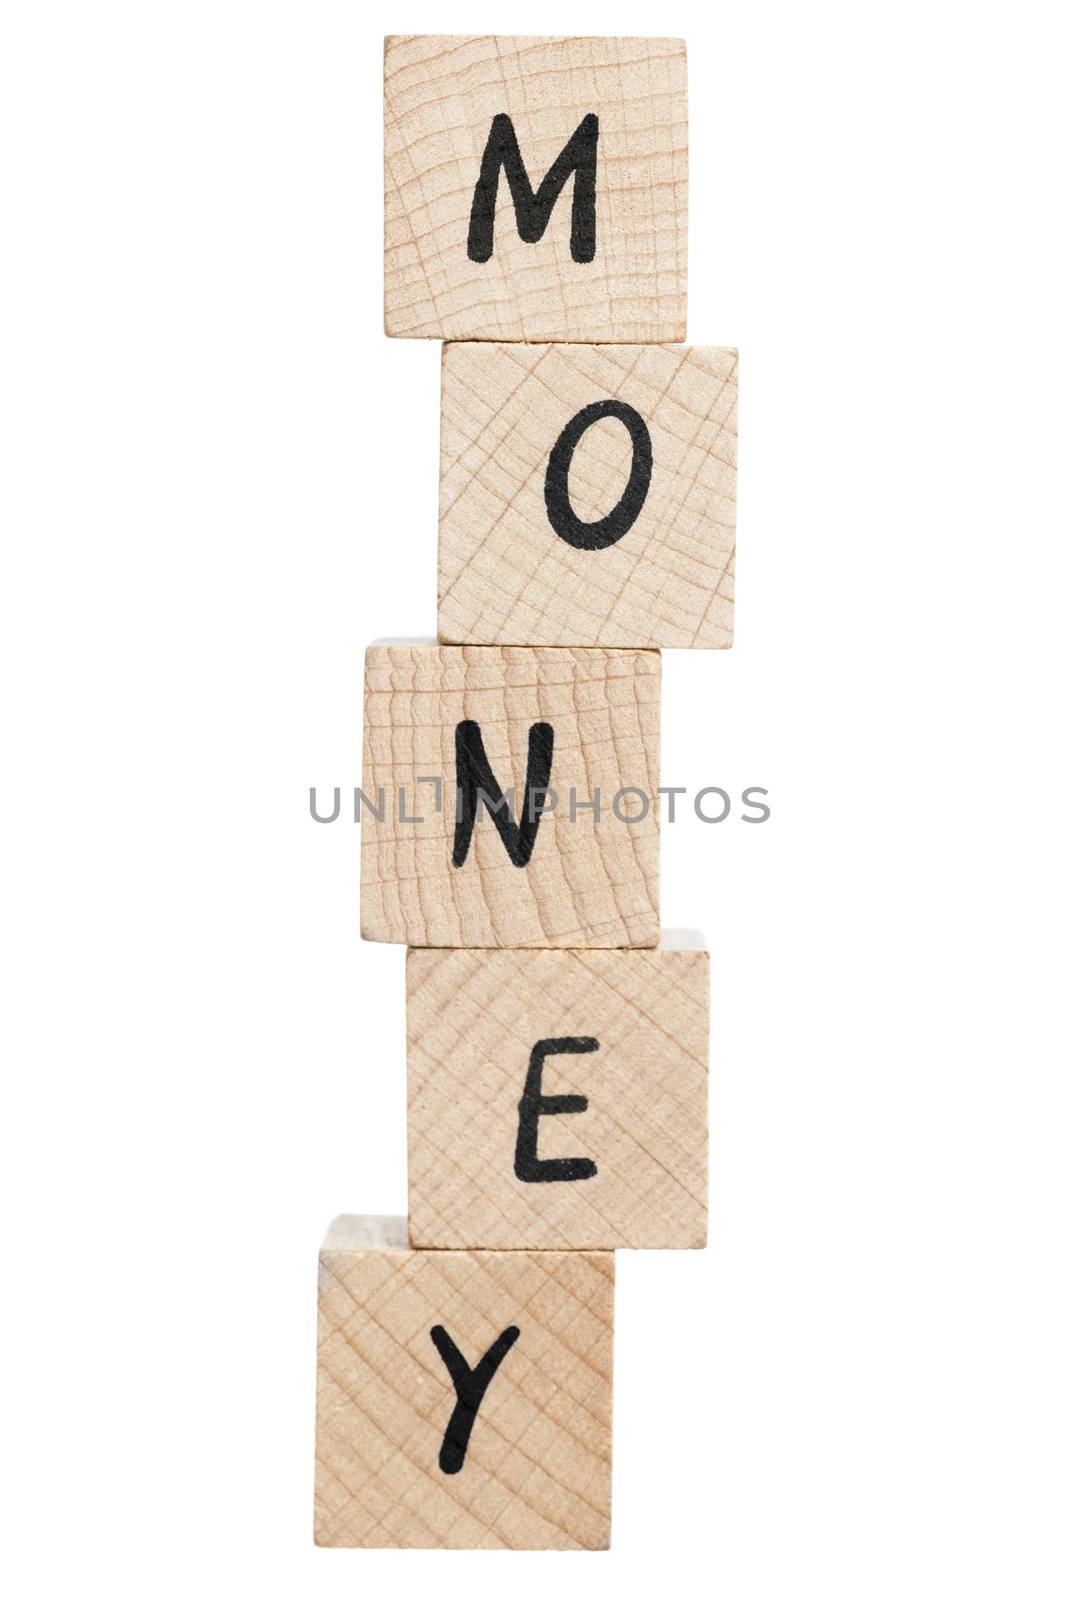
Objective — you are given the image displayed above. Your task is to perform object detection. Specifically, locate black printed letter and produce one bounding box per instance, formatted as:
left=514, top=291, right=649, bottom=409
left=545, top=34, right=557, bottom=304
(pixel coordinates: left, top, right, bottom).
left=430, top=1324, right=521, bottom=1474
left=544, top=401, right=653, bottom=550
left=452, top=719, right=554, bottom=869
left=467, top=113, right=598, bottom=264
left=514, top=1036, right=600, bottom=1183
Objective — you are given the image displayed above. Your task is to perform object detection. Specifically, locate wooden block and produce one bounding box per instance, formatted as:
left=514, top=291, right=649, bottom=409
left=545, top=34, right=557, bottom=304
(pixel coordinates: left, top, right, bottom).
left=315, top=1216, right=614, bottom=1550
left=384, top=35, right=687, bottom=342
left=407, top=933, right=709, bottom=1249
left=360, top=642, right=660, bottom=948
left=438, top=342, right=737, bottom=648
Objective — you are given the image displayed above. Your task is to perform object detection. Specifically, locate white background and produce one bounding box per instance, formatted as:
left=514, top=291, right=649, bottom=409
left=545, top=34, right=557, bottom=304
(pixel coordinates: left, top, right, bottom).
left=2, top=3, right=1068, bottom=1595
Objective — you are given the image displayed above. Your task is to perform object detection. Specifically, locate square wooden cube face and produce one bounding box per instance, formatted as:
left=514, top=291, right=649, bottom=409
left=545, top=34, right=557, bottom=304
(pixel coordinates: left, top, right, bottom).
left=315, top=1217, right=614, bottom=1550
left=360, top=643, right=660, bottom=948
left=439, top=343, right=737, bottom=648
left=407, top=936, right=709, bottom=1249
left=384, top=35, right=687, bottom=342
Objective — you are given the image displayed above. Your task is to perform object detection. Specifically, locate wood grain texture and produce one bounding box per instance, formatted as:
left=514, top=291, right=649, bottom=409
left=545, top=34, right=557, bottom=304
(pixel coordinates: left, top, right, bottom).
left=407, top=935, right=709, bottom=1249
left=384, top=35, right=687, bottom=342
left=360, top=643, right=660, bottom=948
left=315, top=1216, right=614, bottom=1550
left=438, top=342, right=736, bottom=648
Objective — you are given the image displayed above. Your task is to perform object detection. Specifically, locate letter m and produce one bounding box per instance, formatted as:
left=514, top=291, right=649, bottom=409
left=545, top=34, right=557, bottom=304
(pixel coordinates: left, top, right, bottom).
left=467, top=113, right=598, bottom=264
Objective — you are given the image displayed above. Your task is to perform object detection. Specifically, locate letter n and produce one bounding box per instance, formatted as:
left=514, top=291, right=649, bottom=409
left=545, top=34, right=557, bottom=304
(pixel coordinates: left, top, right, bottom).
left=452, top=720, right=554, bottom=869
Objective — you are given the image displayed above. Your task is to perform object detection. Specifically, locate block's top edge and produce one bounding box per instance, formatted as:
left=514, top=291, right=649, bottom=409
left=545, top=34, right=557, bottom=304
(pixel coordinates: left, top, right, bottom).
left=320, top=1216, right=617, bottom=1268
left=442, top=341, right=734, bottom=358
left=405, top=930, right=707, bottom=957
left=385, top=34, right=686, bottom=48
left=367, top=640, right=662, bottom=659
left=321, top=1215, right=408, bottom=1252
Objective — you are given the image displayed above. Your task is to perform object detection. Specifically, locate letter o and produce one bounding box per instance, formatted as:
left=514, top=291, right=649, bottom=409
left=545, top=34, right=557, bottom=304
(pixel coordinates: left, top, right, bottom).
left=694, top=787, right=731, bottom=823
left=611, top=786, right=650, bottom=824
left=543, top=400, right=653, bottom=551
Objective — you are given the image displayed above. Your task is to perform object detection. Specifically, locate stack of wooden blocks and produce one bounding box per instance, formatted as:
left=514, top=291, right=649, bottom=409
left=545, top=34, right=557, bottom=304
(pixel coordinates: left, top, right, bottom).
left=314, top=34, right=737, bottom=1551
